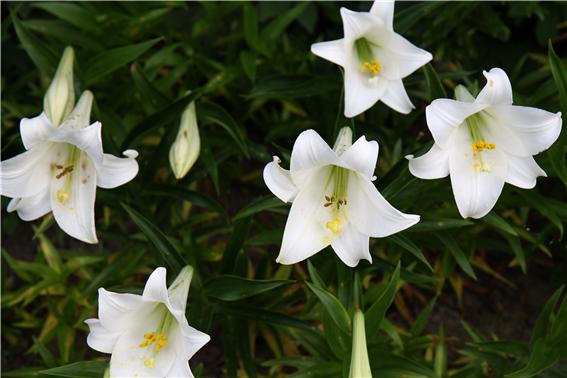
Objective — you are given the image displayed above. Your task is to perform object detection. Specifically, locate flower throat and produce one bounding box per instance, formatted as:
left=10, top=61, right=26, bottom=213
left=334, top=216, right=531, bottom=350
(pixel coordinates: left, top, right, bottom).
left=355, top=38, right=381, bottom=77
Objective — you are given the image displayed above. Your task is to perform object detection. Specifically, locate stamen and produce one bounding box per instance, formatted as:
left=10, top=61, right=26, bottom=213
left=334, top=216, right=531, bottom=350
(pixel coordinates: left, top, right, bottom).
left=360, top=61, right=382, bottom=76
left=143, top=358, right=155, bottom=369
left=56, top=190, right=69, bottom=204
left=326, top=218, right=342, bottom=235
left=55, top=165, right=74, bottom=179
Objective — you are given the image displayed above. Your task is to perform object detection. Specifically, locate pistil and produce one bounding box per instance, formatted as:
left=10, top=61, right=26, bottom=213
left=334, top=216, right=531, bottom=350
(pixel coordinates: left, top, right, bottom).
left=354, top=38, right=382, bottom=78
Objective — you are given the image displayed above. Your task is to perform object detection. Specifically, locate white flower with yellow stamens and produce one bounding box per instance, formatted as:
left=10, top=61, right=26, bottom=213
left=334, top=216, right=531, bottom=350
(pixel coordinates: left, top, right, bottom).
left=86, top=266, right=210, bottom=378
left=407, top=68, right=562, bottom=219
left=263, top=127, right=419, bottom=267
left=0, top=90, right=139, bottom=243
left=310, top=0, right=432, bottom=117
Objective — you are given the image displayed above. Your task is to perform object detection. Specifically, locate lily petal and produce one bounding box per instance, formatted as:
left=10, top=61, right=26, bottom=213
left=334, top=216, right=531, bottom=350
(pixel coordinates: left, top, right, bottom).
left=340, top=136, right=378, bottom=179
left=380, top=79, right=414, bottom=114
left=47, top=121, right=104, bottom=165
left=476, top=68, right=513, bottom=106
left=348, top=174, right=420, bottom=237
left=369, top=0, right=394, bottom=31
left=167, top=266, right=193, bottom=315
left=311, top=39, right=346, bottom=66
left=0, top=143, right=55, bottom=198
left=344, top=65, right=387, bottom=117
left=290, top=130, right=339, bottom=185
left=97, top=288, right=147, bottom=332
left=407, top=144, right=450, bottom=179
left=143, top=267, right=170, bottom=304
left=484, top=105, right=561, bottom=157
left=20, top=113, right=53, bottom=150
left=454, top=85, right=475, bottom=103
left=449, top=126, right=507, bottom=219
left=340, top=8, right=383, bottom=40
left=85, top=319, right=121, bottom=354
left=96, top=150, right=139, bottom=189
left=426, top=99, right=486, bottom=148
left=277, top=167, right=332, bottom=264
left=263, top=156, right=298, bottom=203
left=7, top=189, right=51, bottom=221
left=506, top=155, right=546, bottom=189
left=330, top=224, right=371, bottom=267
left=50, top=149, right=98, bottom=244
left=179, top=318, right=211, bottom=360
left=167, top=359, right=193, bottom=378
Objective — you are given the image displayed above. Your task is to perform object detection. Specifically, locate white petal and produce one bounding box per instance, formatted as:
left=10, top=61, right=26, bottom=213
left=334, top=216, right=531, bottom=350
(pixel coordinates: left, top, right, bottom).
left=109, top=307, right=175, bottom=378
left=167, top=266, right=193, bottom=315
left=85, top=318, right=121, bottom=354
left=483, top=105, right=562, bottom=157
left=369, top=0, right=394, bottom=31
left=407, top=144, right=450, bottom=179
left=340, top=8, right=383, bottom=40
left=506, top=155, right=546, bottom=189
left=347, top=174, right=420, bottom=237
left=96, top=150, right=139, bottom=189
left=59, top=90, right=93, bottom=130
left=50, top=149, right=98, bottom=243
left=425, top=99, right=486, bottom=148
left=263, top=156, right=298, bottom=203
left=454, top=85, right=475, bottom=103
left=178, top=318, right=210, bottom=360
left=7, top=189, right=51, bottom=221
left=143, top=267, right=170, bottom=304
left=330, top=224, right=371, bottom=267
left=369, top=31, right=432, bottom=80
left=289, top=129, right=339, bottom=186
left=277, top=167, right=332, bottom=264
left=339, top=136, right=378, bottom=179
left=167, top=359, right=193, bottom=378
left=20, top=113, right=54, bottom=150
left=344, top=65, right=387, bottom=117
left=47, top=122, right=104, bottom=165
left=448, top=126, right=507, bottom=219
left=98, top=288, right=147, bottom=332
left=311, top=39, right=346, bottom=66
left=0, top=143, right=55, bottom=198
left=380, top=79, right=414, bottom=114
left=475, top=68, right=513, bottom=105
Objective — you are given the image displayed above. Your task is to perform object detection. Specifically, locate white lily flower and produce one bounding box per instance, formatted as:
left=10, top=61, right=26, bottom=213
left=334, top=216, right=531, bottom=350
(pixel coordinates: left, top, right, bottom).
left=263, top=127, right=419, bottom=267
left=44, top=46, right=75, bottom=127
left=0, top=91, right=139, bottom=243
left=311, top=0, right=432, bottom=117
left=169, top=102, right=200, bottom=179
left=86, top=266, right=210, bottom=378
left=407, top=68, right=562, bottom=219
left=349, top=310, right=372, bottom=378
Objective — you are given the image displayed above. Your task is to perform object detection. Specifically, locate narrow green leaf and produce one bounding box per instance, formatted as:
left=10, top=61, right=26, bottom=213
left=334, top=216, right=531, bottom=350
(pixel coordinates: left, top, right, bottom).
left=145, top=184, right=226, bottom=215
left=240, top=50, right=257, bottom=82
left=436, top=234, right=477, bottom=280
left=130, top=63, right=170, bottom=110
left=547, top=40, right=567, bottom=187
left=199, top=102, right=250, bottom=158
left=306, top=282, right=351, bottom=334
left=249, top=75, right=340, bottom=99
left=121, top=203, right=184, bottom=272
left=482, top=213, right=518, bottom=236
left=243, top=4, right=259, bottom=50
left=33, top=3, right=100, bottom=33
left=365, top=262, right=401, bottom=334
left=411, top=298, right=437, bottom=336
left=32, top=337, right=56, bottom=369
left=434, top=326, right=447, bottom=378
left=203, top=275, right=293, bottom=301
left=504, top=234, right=527, bottom=273
left=423, top=63, right=447, bottom=101
left=39, top=361, right=107, bottom=378
left=84, top=38, right=161, bottom=84
left=388, top=234, right=433, bottom=271
left=233, top=195, right=286, bottom=221
left=12, top=14, right=58, bottom=75
left=220, top=218, right=251, bottom=274
left=262, top=2, right=309, bottom=42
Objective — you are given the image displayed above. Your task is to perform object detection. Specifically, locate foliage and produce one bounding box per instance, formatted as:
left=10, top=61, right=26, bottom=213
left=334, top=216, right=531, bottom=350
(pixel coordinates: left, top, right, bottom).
left=2, top=2, right=567, bottom=377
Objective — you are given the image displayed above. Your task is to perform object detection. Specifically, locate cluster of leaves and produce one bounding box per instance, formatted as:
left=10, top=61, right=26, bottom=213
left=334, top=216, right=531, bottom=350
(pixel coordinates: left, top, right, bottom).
left=1, top=2, right=567, bottom=377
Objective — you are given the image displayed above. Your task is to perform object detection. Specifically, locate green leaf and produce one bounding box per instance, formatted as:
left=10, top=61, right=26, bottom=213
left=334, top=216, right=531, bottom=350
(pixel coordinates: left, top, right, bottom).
left=130, top=63, right=170, bottom=110
left=409, top=217, right=474, bottom=232
left=411, top=298, right=437, bottom=336
left=121, top=203, right=184, bottom=272
left=12, top=14, right=58, bottom=76
left=547, top=40, right=567, bottom=187
left=220, top=218, right=252, bottom=274
left=482, top=213, right=518, bottom=236
left=240, top=50, right=257, bottom=82
left=365, top=262, right=401, bottom=335
left=144, top=184, right=226, bottom=215
left=203, top=275, right=293, bottom=301
left=388, top=234, right=433, bottom=271
left=39, top=361, right=107, bottom=378
left=243, top=4, right=260, bottom=51
left=423, top=63, right=447, bottom=101
left=306, top=282, right=351, bottom=334
left=233, top=195, right=286, bottom=221
left=33, top=3, right=100, bottom=33
left=504, top=234, right=527, bottom=273
left=262, top=2, right=309, bottom=43
left=83, top=38, right=161, bottom=84
left=436, top=234, right=477, bottom=280
left=249, top=75, right=340, bottom=99
left=199, top=102, right=250, bottom=158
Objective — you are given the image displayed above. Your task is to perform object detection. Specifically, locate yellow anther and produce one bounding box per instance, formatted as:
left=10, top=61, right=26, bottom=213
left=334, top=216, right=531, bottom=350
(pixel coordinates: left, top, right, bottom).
left=56, top=190, right=69, bottom=204
left=472, top=141, right=496, bottom=152
left=360, top=60, right=382, bottom=76
left=144, top=358, right=155, bottom=369
left=156, top=338, right=169, bottom=351
left=326, top=218, right=342, bottom=235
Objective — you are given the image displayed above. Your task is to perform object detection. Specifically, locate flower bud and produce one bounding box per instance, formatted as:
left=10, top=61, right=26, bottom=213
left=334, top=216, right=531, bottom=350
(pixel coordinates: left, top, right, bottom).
left=44, top=46, right=75, bottom=127
left=169, top=102, right=200, bottom=179
left=349, top=310, right=372, bottom=378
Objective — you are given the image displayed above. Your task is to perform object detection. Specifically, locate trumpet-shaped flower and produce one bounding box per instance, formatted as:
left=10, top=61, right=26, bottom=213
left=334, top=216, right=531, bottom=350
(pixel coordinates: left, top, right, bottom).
left=169, top=102, right=200, bottom=179
left=86, top=266, right=210, bottom=378
left=0, top=91, right=139, bottom=243
left=407, top=68, right=562, bottom=219
left=311, top=0, right=432, bottom=117
left=263, top=127, right=419, bottom=267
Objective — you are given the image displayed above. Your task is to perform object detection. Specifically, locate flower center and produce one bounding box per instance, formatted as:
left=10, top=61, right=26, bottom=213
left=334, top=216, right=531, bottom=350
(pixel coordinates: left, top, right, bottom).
left=52, top=145, right=79, bottom=204
left=323, top=166, right=350, bottom=235
left=138, top=308, right=173, bottom=369
left=465, top=113, right=496, bottom=173
left=355, top=38, right=381, bottom=78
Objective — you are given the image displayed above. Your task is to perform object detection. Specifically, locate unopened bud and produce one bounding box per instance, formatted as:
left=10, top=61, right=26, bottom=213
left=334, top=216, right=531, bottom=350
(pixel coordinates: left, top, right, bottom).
left=169, top=102, right=200, bottom=179
left=349, top=310, right=372, bottom=378
left=44, top=46, right=75, bottom=127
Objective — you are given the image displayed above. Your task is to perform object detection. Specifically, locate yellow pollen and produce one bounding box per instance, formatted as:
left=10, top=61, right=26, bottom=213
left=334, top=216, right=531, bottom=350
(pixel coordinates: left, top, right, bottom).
left=144, top=357, right=155, bottom=369
left=472, top=141, right=496, bottom=152
left=56, top=190, right=69, bottom=204
left=360, top=60, right=381, bottom=76
left=326, top=218, right=342, bottom=235
left=139, top=332, right=168, bottom=351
